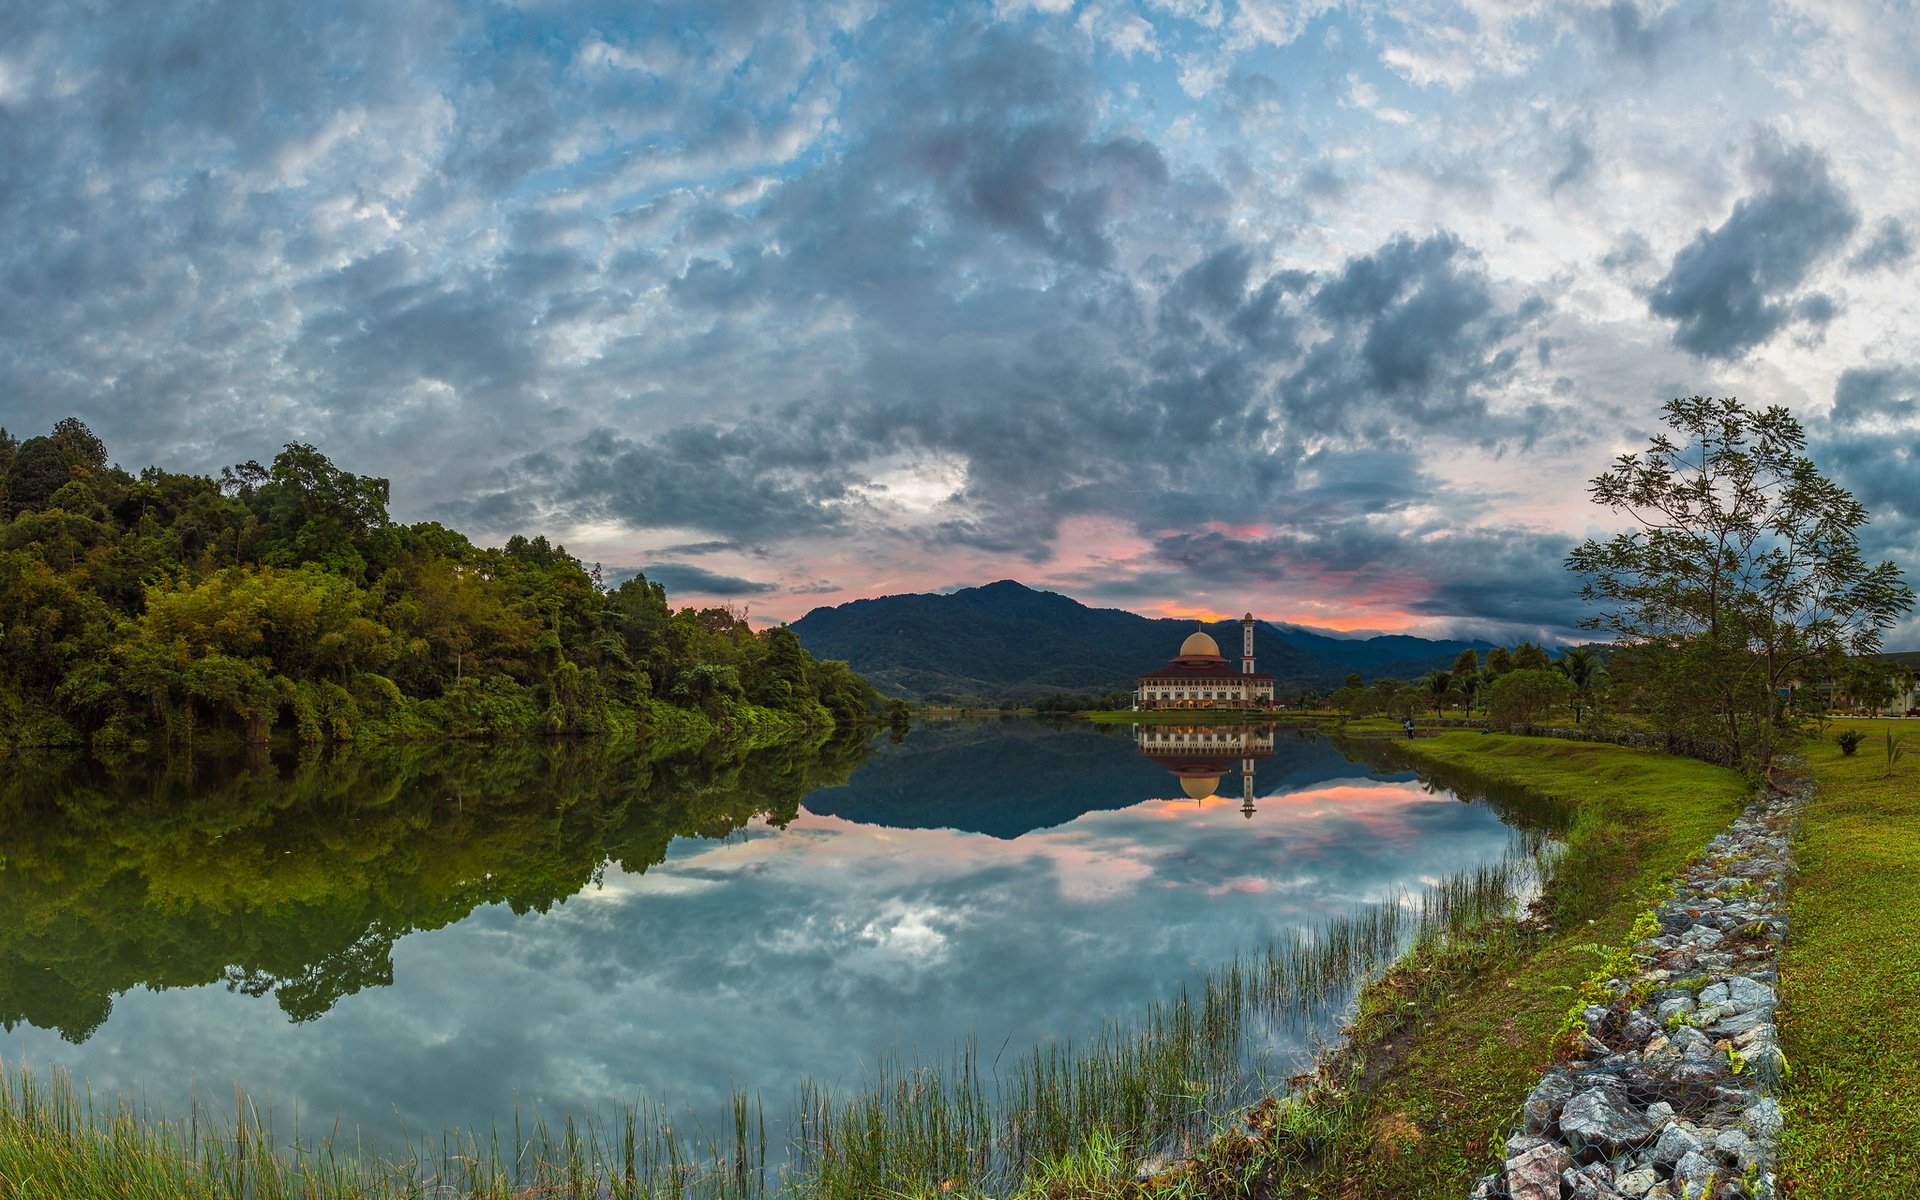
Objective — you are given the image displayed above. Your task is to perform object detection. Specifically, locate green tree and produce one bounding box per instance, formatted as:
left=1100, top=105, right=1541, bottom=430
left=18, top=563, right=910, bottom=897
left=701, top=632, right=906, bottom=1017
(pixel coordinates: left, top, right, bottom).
left=1420, top=669, right=1455, bottom=715
left=1554, top=646, right=1608, bottom=724
left=1566, top=396, right=1915, bottom=772
left=1485, top=645, right=1516, bottom=675
left=1483, top=668, right=1573, bottom=733
left=1513, top=641, right=1552, bottom=671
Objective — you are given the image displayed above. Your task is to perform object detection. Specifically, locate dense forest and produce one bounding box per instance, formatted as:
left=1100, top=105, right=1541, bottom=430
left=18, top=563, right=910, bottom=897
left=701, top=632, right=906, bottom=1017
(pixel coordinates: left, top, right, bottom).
left=0, top=418, right=891, bottom=751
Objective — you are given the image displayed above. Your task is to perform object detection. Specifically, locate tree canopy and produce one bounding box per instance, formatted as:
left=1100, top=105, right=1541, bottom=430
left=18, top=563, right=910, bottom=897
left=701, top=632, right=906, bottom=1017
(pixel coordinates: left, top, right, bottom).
left=0, top=419, right=888, bottom=751
left=1566, top=396, right=1913, bottom=771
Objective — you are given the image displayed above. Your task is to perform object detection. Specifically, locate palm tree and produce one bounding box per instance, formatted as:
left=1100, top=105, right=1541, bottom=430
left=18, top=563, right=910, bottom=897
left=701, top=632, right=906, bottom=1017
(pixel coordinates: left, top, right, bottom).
left=1555, top=647, right=1606, bottom=723
left=1420, top=669, right=1455, bottom=716
left=1453, top=667, right=1485, bottom=716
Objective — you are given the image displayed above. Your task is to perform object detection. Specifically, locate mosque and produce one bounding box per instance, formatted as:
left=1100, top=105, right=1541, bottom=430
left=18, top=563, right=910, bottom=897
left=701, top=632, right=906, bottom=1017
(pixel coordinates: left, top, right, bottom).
left=1132, top=614, right=1276, bottom=711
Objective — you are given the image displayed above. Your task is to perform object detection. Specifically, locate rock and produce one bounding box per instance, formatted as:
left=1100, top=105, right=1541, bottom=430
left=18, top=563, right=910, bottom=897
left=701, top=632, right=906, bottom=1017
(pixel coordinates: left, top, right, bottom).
left=1560, top=1087, right=1655, bottom=1161
left=1585, top=1004, right=1612, bottom=1034
left=1651, top=1122, right=1705, bottom=1167
left=1469, top=1173, right=1500, bottom=1200
left=1656, top=996, right=1695, bottom=1024
left=1565, top=1162, right=1626, bottom=1199
left=1710, top=1009, right=1772, bottom=1036
left=1743, top=1097, right=1783, bottom=1138
left=1520, top=1075, right=1582, bottom=1128
left=1716, top=1127, right=1761, bottom=1173
left=1645, top=1101, right=1676, bottom=1129
left=1623, top=1010, right=1659, bottom=1044
left=1698, top=976, right=1774, bottom=1015
left=1616, top=1166, right=1660, bottom=1197
left=1681, top=925, right=1725, bottom=949
left=1507, top=1141, right=1573, bottom=1200
left=1674, top=1149, right=1717, bottom=1195
left=1669, top=1025, right=1711, bottom=1059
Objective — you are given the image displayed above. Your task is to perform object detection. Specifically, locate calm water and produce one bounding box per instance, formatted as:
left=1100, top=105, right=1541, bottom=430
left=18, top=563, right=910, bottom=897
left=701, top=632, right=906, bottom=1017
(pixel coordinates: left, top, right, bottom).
left=0, top=720, right=1540, bottom=1153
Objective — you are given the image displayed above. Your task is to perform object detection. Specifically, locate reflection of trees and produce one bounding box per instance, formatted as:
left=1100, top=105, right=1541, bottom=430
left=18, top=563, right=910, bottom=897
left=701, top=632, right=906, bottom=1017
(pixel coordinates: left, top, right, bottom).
left=0, top=733, right=877, bottom=1042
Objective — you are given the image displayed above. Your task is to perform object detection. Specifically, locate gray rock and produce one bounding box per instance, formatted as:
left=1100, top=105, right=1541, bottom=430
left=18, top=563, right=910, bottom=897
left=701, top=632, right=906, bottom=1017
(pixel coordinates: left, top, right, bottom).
left=1710, top=1009, right=1772, bottom=1036
left=1522, top=1073, right=1582, bottom=1134
left=1681, top=925, right=1725, bottom=949
left=1714, top=1127, right=1752, bottom=1163
left=1505, top=1133, right=1549, bottom=1157
left=1624, top=1010, right=1659, bottom=1044
left=1615, top=1166, right=1659, bottom=1197
left=1651, top=1122, right=1705, bottom=1167
left=1656, top=996, right=1695, bottom=1024
left=1645, top=1101, right=1676, bottom=1130
left=1560, top=1087, right=1654, bottom=1160
left=1469, top=1174, right=1499, bottom=1200
left=1507, top=1141, right=1573, bottom=1200
left=1565, top=1162, right=1626, bottom=1199
left=1744, top=1097, right=1783, bottom=1137
left=1698, top=976, right=1774, bottom=1015
left=1673, top=1149, right=1717, bottom=1195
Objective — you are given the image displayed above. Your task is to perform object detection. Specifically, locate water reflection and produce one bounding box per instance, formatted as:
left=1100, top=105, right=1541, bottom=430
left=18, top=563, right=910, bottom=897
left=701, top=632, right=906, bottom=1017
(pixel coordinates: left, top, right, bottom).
left=0, top=735, right=874, bottom=1041
left=1134, top=723, right=1277, bottom=814
left=0, top=720, right=1546, bottom=1157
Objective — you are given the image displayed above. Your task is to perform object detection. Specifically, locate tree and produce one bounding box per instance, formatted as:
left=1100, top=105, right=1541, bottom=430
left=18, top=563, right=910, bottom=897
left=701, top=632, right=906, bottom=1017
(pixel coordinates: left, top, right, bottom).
left=1420, top=669, right=1454, bottom=715
left=1450, top=649, right=1483, bottom=714
left=1554, top=646, right=1607, bottom=724
left=1566, top=396, right=1914, bottom=772
left=1483, top=668, right=1573, bottom=733
left=1485, top=645, right=1516, bottom=675
left=1513, top=641, right=1552, bottom=671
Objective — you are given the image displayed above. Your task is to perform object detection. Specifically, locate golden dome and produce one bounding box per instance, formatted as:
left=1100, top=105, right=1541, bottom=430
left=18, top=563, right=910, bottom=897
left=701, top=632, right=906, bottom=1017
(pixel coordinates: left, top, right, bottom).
left=1179, top=631, right=1220, bottom=658
left=1180, top=774, right=1222, bottom=800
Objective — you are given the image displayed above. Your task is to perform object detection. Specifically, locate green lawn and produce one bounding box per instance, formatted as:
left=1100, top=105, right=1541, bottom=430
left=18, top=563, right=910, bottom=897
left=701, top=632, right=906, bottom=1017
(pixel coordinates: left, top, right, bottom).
left=1777, top=719, right=1920, bottom=1198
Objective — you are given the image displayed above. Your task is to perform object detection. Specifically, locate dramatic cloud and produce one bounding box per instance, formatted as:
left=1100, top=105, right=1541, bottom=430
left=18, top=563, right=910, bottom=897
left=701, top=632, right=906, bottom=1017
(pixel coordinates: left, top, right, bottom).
left=1647, top=138, right=1859, bottom=360
left=5, top=0, right=1918, bottom=642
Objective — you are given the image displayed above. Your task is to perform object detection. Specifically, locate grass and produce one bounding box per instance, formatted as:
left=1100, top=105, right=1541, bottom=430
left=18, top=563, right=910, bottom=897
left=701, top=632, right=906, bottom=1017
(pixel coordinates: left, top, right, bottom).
left=1777, top=717, right=1920, bottom=1198
left=1179, top=731, right=1750, bottom=1200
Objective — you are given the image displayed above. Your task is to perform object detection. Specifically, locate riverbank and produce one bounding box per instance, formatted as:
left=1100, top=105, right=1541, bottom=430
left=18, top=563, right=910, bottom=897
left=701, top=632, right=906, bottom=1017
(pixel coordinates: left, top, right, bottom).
left=1153, top=731, right=1750, bottom=1198
left=1776, top=718, right=1920, bottom=1196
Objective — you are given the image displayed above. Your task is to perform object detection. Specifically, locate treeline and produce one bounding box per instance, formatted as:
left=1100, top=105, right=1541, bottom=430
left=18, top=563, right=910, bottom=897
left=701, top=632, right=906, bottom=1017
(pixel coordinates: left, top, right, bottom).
left=1328, top=642, right=1609, bottom=728
left=0, top=419, right=891, bottom=751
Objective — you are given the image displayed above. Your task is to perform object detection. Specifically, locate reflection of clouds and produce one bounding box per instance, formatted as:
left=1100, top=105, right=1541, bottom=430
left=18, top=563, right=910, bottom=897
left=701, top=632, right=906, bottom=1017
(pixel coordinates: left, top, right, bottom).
left=0, top=734, right=1532, bottom=1159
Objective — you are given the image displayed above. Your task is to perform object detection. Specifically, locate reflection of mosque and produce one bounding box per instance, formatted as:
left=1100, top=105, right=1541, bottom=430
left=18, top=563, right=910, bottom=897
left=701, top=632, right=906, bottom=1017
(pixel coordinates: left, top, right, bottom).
left=1134, top=724, right=1276, bottom=818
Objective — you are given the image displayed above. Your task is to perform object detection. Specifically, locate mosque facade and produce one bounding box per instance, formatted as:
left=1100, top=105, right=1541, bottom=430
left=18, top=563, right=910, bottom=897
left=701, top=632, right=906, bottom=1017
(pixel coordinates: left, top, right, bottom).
left=1132, top=614, right=1276, bottom=710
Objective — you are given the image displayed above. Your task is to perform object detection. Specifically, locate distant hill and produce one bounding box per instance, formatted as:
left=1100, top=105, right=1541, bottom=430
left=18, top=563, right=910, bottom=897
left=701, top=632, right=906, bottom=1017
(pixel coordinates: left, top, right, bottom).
left=789, top=580, right=1497, bottom=701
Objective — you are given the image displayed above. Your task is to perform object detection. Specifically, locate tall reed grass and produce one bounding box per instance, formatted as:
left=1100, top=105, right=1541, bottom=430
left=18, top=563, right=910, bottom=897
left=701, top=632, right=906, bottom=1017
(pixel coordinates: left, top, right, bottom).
left=2, top=844, right=1554, bottom=1200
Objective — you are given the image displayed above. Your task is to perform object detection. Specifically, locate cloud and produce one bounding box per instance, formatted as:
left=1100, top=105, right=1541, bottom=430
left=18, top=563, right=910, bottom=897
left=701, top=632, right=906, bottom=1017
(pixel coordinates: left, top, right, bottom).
left=1647, top=138, right=1859, bottom=359
left=625, top=563, right=779, bottom=597
left=1848, top=217, right=1913, bottom=273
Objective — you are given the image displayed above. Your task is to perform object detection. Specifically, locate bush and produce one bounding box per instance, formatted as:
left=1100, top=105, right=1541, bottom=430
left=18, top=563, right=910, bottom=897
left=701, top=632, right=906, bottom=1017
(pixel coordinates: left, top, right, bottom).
left=1836, top=730, right=1865, bottom=755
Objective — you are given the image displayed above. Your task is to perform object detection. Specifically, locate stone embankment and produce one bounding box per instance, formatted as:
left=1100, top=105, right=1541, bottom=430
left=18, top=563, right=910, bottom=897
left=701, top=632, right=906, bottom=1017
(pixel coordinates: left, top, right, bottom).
left=1470, top=780, right=1804, bottom=1200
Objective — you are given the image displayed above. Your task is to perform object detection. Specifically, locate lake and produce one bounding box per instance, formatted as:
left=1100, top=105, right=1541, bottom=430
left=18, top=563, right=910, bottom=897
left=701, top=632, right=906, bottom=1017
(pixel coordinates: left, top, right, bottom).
left=0, top=719, right=1549, bottom=1178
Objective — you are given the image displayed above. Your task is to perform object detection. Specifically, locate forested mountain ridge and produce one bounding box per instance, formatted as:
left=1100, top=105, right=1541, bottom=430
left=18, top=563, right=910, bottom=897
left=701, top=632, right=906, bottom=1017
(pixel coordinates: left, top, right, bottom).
left=0, top=419, right=887, bottom=751
left=790, top=580, right=1497, bottom=702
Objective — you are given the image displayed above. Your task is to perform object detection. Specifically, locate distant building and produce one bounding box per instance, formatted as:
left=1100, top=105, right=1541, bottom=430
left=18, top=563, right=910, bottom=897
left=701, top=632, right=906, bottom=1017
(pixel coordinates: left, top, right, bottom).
left=1133, top=614, right=1275, bottom=711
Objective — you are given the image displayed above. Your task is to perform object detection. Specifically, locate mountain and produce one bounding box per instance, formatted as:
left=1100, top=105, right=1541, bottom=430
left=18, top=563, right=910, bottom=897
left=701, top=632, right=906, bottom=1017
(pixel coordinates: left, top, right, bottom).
left=789, top=580, right=1496, bottom=701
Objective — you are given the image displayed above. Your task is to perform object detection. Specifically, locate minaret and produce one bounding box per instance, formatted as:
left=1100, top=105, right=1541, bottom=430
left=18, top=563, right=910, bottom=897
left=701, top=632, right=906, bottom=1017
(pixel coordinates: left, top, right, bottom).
left=1241, top=755, right=1257, bottom=819
left=1241, top=612, right=1255, bottom=675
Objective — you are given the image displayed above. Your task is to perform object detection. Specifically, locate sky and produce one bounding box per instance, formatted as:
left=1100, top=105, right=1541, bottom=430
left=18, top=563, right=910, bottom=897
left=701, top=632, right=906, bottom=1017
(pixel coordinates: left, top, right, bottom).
left=3, top=0, right=1917, bottom=644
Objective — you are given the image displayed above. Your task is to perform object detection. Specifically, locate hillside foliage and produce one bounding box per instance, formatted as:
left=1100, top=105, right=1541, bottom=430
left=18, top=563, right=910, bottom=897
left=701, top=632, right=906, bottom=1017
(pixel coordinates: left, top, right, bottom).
left=0, top=420, right=886, bottom=750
